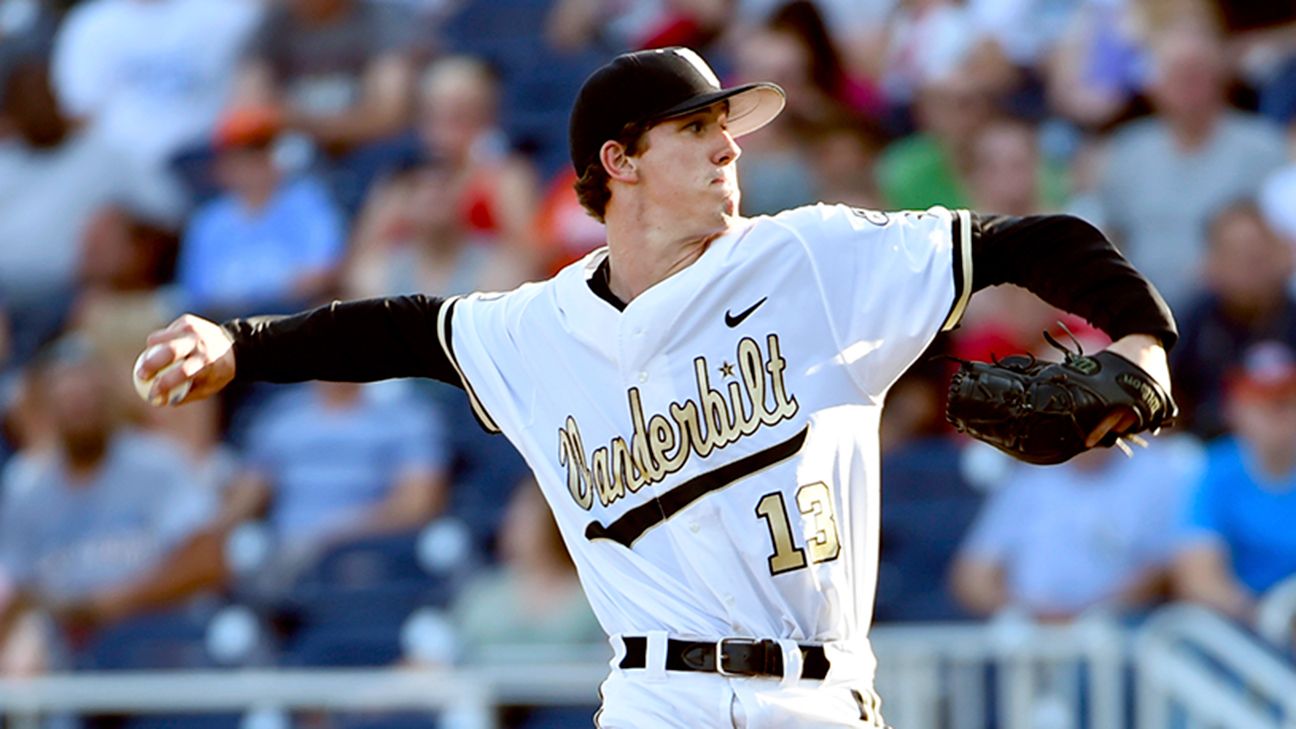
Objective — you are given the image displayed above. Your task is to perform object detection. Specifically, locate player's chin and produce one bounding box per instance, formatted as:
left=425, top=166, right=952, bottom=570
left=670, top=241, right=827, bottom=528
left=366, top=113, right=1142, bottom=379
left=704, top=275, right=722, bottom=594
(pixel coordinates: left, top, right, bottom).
left=718, top=188, right=739, bottom=217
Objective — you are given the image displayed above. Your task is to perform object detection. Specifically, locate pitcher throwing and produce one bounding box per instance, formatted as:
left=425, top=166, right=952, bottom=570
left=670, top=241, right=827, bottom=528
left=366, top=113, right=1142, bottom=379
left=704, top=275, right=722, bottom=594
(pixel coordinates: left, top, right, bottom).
left=136, top=47, right=1177, bottom=727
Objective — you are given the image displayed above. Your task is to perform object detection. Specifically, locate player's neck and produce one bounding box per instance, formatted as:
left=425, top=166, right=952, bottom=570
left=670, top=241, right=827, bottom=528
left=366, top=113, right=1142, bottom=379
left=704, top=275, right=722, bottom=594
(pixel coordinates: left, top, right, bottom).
left=602, top=205, right=733, bottom=302
left=603, top=226, right=723, bottom=303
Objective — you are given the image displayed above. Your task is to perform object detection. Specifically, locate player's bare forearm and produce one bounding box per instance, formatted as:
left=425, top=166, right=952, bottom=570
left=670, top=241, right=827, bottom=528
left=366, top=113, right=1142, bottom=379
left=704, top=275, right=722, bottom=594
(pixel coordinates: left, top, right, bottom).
left=1105, top=334, right=1170, bottom=388
left=1086, top=334, right=1173, bottom=447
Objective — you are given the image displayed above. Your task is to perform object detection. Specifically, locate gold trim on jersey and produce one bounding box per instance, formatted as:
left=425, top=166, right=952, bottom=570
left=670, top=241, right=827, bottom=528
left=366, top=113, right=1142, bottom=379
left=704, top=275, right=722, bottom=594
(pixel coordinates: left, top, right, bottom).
left=941, top=209, right=973, bottom=332
left=437, top=296, right=501, bottom=433
left=557, top=334, right=799, bottom=511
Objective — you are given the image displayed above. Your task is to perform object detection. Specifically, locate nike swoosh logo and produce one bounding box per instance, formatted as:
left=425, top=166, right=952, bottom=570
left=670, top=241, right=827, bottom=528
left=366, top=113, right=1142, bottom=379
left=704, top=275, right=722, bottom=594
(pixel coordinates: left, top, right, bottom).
left=725, top=297, right=767, bottom=328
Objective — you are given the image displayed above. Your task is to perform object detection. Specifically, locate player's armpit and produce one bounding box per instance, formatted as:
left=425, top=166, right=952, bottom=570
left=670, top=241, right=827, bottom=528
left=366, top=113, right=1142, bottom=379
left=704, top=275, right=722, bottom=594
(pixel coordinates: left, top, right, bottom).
left=221, top=295, right=461, bottom=386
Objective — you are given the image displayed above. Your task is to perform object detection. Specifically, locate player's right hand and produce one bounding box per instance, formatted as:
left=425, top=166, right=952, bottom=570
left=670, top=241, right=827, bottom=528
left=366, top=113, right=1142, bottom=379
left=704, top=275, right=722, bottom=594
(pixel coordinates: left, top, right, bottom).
left=135, top=314, right=237, bottom=406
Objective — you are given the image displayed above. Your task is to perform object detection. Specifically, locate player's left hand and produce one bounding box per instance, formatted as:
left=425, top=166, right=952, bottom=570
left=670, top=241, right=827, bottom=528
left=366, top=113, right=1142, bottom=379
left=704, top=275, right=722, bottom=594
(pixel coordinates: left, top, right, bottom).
left=946, top=330, right=1177, bottom=465
left=1085, top=334, right=1173, bottom=448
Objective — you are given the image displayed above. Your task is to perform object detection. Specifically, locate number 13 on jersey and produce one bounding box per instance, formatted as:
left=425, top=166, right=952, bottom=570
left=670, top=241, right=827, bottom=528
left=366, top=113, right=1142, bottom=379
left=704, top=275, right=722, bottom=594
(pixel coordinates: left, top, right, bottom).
left=755, top=482, right=841, bottom=575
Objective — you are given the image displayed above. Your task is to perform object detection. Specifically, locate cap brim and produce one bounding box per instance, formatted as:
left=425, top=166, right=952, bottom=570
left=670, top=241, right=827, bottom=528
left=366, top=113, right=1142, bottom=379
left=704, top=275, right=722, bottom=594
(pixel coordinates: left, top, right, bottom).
left=649, top=82, right=786, bottom=137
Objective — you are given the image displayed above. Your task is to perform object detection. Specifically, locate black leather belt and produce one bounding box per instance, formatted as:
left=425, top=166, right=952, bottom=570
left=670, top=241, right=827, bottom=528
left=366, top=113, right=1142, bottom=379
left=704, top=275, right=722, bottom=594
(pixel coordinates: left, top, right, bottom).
left=618, top=636, right=830, bottom=679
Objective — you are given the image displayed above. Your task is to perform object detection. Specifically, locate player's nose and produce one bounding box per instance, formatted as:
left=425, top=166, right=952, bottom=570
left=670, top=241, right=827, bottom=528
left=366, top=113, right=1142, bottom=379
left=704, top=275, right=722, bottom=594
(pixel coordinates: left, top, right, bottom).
left=714, top=130, right=741, bottom=166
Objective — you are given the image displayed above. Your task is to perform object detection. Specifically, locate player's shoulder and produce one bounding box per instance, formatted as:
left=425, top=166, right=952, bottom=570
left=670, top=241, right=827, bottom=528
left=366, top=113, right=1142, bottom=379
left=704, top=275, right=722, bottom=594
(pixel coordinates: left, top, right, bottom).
left=450, top=260, right=574, bottom=330
left=759, top=202, right=960, bottom=239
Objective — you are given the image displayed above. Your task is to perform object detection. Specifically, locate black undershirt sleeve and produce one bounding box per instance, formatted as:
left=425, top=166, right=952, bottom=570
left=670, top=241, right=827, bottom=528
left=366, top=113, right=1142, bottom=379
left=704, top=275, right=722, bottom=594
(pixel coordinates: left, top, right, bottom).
left=968, top=213, right=1178, bottom=350
left=220, top=295, right=463, bottom=387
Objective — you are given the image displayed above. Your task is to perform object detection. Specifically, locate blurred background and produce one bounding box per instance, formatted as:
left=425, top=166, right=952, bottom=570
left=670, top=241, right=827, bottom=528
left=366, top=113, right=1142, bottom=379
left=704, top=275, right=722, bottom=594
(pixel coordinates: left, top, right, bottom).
left=0, top=0, right=1294, bottom=727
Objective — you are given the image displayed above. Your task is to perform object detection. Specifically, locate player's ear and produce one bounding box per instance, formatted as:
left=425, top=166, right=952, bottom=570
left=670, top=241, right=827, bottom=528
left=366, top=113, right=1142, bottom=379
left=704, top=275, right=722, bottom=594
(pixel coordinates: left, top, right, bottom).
left=600, top=140, right=638, bottom=183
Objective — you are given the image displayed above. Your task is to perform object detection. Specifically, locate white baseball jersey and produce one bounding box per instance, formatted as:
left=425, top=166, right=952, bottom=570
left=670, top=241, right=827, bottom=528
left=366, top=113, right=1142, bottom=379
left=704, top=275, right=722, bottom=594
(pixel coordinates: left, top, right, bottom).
left=439, top=203, right=971, bottom=683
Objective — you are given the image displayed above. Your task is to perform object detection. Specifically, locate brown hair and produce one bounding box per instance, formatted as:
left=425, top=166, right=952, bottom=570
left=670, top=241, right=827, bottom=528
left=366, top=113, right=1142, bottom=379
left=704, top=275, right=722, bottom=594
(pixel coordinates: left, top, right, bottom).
left=573, top=121, right=650, bottom=223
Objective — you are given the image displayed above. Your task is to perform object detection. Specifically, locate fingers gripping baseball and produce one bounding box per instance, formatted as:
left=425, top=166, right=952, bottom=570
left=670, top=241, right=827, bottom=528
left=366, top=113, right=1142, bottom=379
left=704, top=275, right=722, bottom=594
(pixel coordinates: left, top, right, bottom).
left=133, top=315, right=236, bottom=406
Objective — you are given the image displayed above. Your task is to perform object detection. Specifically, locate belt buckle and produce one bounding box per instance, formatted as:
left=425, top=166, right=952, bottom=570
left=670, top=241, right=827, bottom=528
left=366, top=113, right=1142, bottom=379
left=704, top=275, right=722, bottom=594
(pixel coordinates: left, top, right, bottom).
left=715, top=637, right=760, bottom=677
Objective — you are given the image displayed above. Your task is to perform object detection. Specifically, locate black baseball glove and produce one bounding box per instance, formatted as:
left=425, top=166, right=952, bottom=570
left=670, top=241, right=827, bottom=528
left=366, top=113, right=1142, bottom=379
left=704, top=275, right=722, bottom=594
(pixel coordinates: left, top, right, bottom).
left=945, top=332, right=1177, bottom=465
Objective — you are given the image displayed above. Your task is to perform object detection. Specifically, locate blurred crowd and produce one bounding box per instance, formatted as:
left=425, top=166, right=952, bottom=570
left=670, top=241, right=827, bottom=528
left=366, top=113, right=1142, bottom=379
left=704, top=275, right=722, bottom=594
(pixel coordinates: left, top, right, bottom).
left=0, top=0, right=1294, bottom=725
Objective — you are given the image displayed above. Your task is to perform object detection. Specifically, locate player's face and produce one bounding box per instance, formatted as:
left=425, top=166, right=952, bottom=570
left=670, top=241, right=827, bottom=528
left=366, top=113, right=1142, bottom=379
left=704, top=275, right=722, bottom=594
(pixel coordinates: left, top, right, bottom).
left=633, top=103, right=742, bottom=231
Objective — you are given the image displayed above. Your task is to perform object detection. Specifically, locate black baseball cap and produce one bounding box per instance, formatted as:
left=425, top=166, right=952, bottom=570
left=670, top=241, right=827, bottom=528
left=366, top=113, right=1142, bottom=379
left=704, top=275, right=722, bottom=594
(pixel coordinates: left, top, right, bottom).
left=568, top=47, right=786, bottom=174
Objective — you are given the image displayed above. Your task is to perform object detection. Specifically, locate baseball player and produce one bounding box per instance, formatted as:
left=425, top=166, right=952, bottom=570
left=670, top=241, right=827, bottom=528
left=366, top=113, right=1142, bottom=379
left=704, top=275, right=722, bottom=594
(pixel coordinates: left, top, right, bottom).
left=136, top=48, right=1177, bottom=728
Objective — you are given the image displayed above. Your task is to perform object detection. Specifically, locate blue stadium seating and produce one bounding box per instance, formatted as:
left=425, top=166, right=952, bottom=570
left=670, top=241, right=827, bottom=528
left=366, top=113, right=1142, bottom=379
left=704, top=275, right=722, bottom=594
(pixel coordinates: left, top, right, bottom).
left=77, top=605, right=219, bottom=671
left=875, top=437, right=983, bottom=623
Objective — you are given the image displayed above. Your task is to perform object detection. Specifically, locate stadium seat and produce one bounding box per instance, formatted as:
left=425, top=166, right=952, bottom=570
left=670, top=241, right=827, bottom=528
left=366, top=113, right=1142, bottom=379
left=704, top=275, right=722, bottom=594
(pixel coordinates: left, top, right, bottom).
left=875, top=437, right=984, bottom=623
left=285, top=580, right=442, bottom=631
left=295, top=532, right=430, bottom=590
left=281, top=624, right=406, bottom=668
left=335, top=713, right=439, bottom=729
left=124, top=714, right=242, bottom=729
left=77, top=605, right=219, bottom=671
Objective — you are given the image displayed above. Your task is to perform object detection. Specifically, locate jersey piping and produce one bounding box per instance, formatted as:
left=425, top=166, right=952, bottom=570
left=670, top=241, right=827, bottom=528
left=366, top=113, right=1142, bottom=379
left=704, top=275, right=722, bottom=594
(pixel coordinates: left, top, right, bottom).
left=436, top=296, right=501, bottom=433
left=942, top=208, right=973, bottom=331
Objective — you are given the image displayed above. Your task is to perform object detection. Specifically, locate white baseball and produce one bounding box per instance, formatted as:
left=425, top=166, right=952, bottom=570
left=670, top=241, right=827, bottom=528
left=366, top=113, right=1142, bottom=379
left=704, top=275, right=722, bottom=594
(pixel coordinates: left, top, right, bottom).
left=133, top=344, right=192, bottom=406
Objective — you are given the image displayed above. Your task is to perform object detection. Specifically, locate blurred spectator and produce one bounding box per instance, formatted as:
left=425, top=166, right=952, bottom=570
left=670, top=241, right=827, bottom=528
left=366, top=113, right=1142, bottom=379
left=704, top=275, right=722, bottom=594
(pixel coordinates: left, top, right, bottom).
left=50, top=0, right=260, bottom=182
left=1174, top=341, right=1296, bottom=623
left=546, top=0, right=729, bottom=53
left=1095, top=22, right=1287, bottom=307
left=175, top=105, right=346, bottom=319
left=534, top=167, right=608, bottom=277
left=727, top=2, right=885, bottom=214
left=76, top=203, right=179, bottom=295
left=234, top=0, right=418, bottom=158
left=415, top=56, right=542, bottom=259
left=880, top=0, right=979, bottom=108
left=0, top=0, right=61, bottom=65
left=0, top=59, right=182, bottom=365
left=760, top=1, right=882, bottom=120
left=808, top=114, right=885, bottom=209
left=965, top=0, right=1080, bottom=71
left=876, top=359, right=981, bottom=622
left=66, top=274, right=217, bottom=463
left=967, top=116, right=1057, bottom=216
left=1258, top=126, right=1296, bottom=245
left=0, top=296, right=9, bottom=373
left=1047, top=0, right=1149, bottom=130
left=1205, top=0, right=1296, bottom=119
left=952, top=117, right=1088, bottom=362
left=1172, top=201, right=1296, bottom=440
left=451, top=481, right=601, bottom=655
left=736, top=0, right=894, bottom=73
left=951, top=437, right=1200, bottom=621
left=877, top=65, right=994, bottom=210
left=728, top=19, right=821, bottom=214
left=225, top=381, right=450, bottom=577
left=0, top=336, right=222, bottom=673
left=346, top=156, right=532, bottom=298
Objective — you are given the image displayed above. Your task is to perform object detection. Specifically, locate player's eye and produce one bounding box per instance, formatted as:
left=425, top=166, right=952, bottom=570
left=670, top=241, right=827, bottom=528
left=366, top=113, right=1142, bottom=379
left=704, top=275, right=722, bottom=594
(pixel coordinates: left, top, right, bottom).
left=685, top=120, right=705, bottom=133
